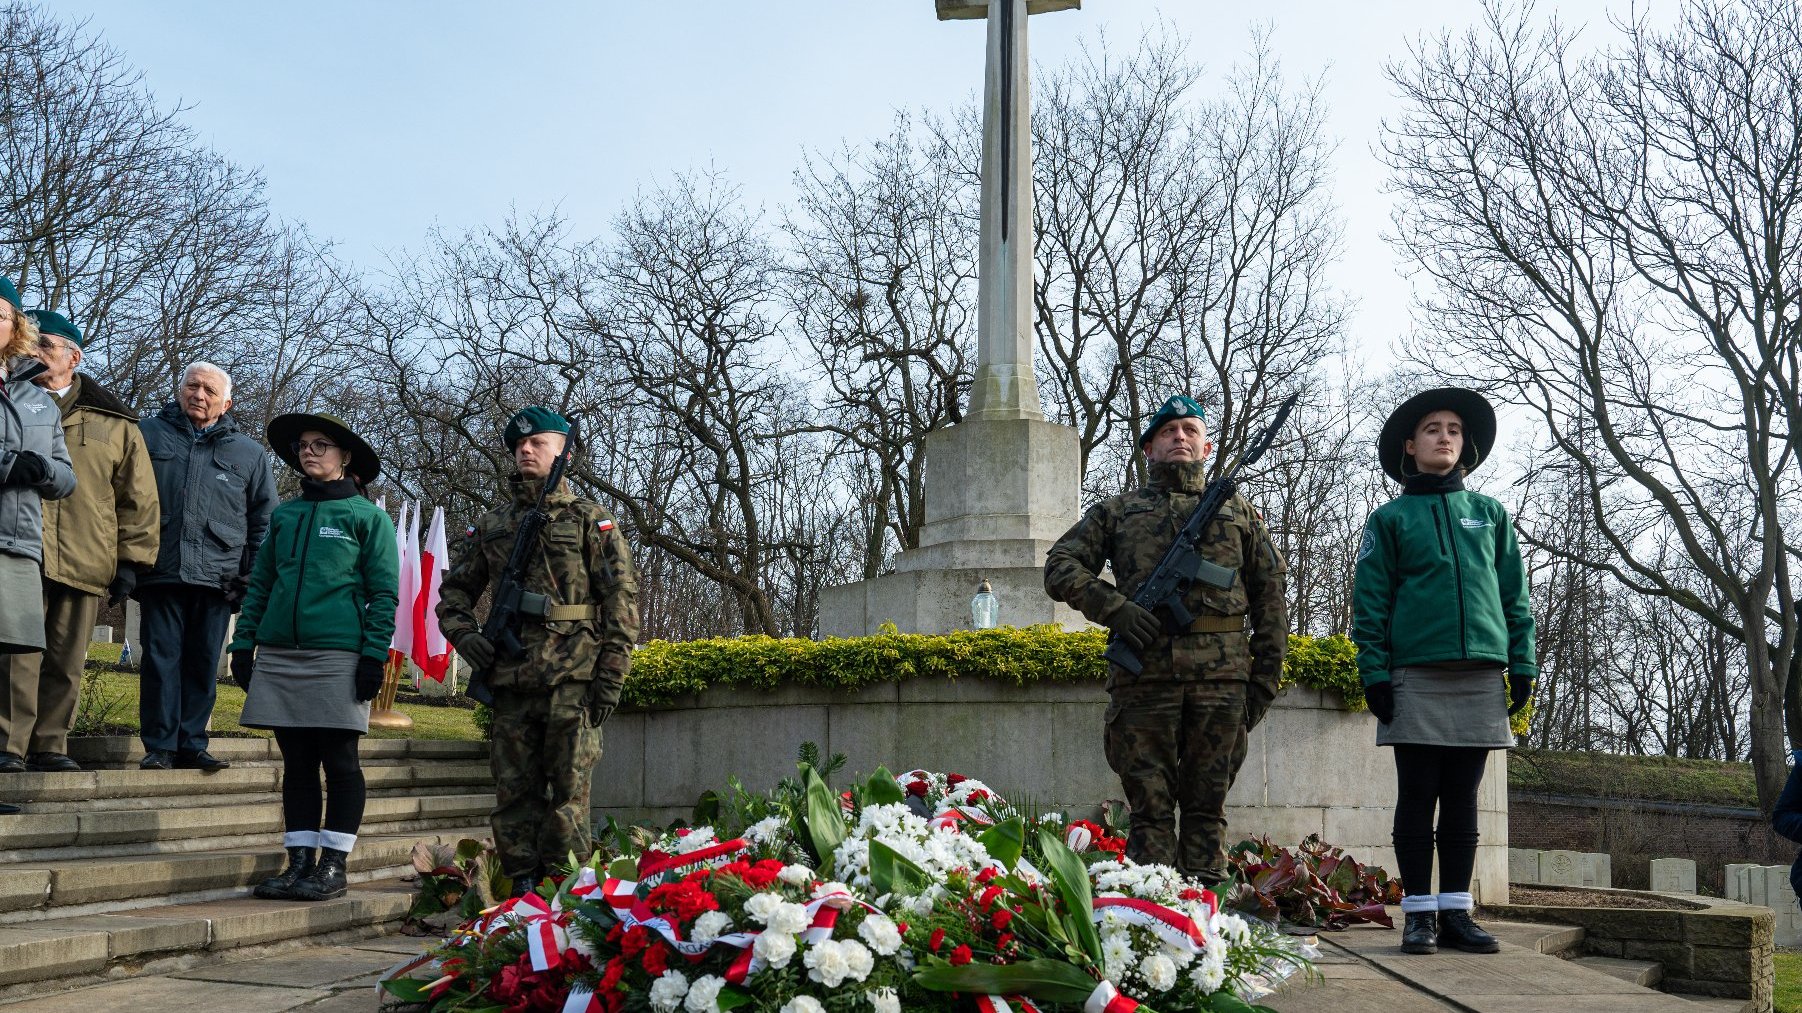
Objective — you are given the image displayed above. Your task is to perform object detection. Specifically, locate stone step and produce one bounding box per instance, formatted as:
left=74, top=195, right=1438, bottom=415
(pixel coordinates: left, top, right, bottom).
left=0, top=824, right=487, bottom=921
left=9, top=781, right=481, bottom=816
left=0, top=876, right=416, bottom=995
left=0, top=792, right=494, bottom=861
left=1483, top=918, right=1586, bottom=956
left=65, top=735, right=488, bottom=768
left=1676, top=997, right=1752, bottom=1012
left=0, top=760, right=493, bottom=805
left=1573, top=954, right=1664, bottom=988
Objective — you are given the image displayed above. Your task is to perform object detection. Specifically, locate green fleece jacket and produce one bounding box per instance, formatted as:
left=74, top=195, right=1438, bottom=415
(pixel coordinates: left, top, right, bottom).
left=1351, top=484, right=1537, bottom=686
left=229, top=481, right=399, bottom=661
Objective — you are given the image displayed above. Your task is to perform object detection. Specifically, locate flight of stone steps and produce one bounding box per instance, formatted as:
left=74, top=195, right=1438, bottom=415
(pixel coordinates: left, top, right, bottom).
left=0, top=736, right=493, bottom=1000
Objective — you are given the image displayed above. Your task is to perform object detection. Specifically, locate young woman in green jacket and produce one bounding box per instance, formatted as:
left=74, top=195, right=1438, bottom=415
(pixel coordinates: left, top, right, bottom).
left=1352, top=388, right=1537, bottom=956
left=227, top=413, right=398, bottom=902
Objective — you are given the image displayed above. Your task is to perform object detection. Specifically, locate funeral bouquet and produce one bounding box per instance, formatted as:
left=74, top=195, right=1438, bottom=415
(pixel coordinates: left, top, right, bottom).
left=384, top=763, right=1309, bottom=1013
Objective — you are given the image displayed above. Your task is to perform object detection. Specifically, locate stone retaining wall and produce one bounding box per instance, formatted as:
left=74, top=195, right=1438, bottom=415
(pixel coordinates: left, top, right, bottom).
left=590, top=678, right=1508, bottom=901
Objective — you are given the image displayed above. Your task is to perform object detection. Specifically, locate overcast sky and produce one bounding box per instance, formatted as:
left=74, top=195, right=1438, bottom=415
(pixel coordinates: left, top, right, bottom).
left=49, top=0, right=1634, bottom=361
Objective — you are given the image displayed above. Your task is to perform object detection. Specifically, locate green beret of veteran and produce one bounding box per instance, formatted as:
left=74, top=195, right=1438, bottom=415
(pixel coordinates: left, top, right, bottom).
left=1138, top=394, right=1208, bottom=447
left=25, top=310, right=82, bottom=348
left=504, top=406, right=572, bottom=450
left=0, top=277, right=20, bottom=312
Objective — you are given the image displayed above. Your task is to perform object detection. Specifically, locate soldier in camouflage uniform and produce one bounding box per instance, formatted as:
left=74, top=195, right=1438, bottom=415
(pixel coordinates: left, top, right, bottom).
left=437, top=407, right=639, bottom=888
left=1044, top=395, right=1288, bottom=884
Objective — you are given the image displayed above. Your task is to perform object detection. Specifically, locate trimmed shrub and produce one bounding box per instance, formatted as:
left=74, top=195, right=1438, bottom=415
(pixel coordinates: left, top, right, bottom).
left=620, top=626, right=1368, bottom=711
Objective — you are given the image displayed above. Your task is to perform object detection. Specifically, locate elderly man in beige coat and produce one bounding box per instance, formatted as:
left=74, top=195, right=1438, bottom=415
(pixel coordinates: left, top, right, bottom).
left=0, top=309, right=159, bottom=774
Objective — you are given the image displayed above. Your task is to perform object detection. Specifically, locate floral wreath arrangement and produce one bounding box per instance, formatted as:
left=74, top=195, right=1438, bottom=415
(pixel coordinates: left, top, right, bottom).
left=383, top=758, right=1314, bottom=1013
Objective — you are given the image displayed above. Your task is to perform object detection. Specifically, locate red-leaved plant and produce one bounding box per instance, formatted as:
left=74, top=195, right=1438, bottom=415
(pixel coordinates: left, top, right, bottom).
left=1223, top=834, right=1403, bottom=930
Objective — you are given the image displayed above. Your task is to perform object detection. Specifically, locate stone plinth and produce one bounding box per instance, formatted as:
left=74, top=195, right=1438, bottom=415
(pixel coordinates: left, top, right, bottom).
left=819, top=417, right=1084, bottom=636
left=590, top=677, right=1509, bottom=902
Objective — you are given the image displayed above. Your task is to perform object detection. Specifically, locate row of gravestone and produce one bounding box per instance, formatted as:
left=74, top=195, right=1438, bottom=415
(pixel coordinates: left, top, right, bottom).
left=1725, top=863, right=1802, bottom=948
left=1510, top=848, right=1802, bottom=947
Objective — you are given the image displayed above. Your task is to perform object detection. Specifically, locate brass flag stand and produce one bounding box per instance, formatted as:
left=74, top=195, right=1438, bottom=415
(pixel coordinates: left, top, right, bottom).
left=368, top=653, right=414, bottom=731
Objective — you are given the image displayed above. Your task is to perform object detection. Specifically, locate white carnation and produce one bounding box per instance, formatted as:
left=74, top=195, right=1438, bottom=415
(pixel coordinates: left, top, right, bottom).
left=812, top=881, right=853, bottom=901
left=766, top=900, right=812, bottom=935
left=1140, top=953, right=1178, bottom=991
left=857, top=913, right=902, bottom=955
left=779, top=864, right=815, bottom=886
left=840, top=939, right=875, bottom=981
left=691, top=910, right=732, bottom=944
left=804, top=939, right=853, bottom=987
left=648, top=970, right=689, bottom=1012
left=1191, top=960, right=1226, bottom=993
left=745, top=891, right=784, bottom=923
left=754, top=930, right=797, bottom=968
left=866, top=987, right=901, bottom=1013
left=780, top=998, right=825, bottom=1013
left=684, top=975, right=726, bottom=1013
left=745, top=815, right=787, bottom=844
left=673, top=827, right=718, bottom=854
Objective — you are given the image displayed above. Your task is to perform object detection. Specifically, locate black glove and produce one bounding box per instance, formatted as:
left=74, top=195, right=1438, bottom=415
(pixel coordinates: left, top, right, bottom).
left=230, top=649, right=254, bottom=690
left=456, top=632, right=496, bottom=671
left=6, top=451, right=48, bottom=487
left=355, top=655, right=386, bottom=703
left=1104, top=601, right=1164, bottom=653
left=1508, top=673, right=1534, bottom=716
left=1244, top=683, right=1276, bottom=730
left=583, top=675, right=622, bottom=726
left=1364, top=681, right=1395, bottom=725
left=221, top=572, right=250, bottom=612
left=107, top=565, right=138, bottom=607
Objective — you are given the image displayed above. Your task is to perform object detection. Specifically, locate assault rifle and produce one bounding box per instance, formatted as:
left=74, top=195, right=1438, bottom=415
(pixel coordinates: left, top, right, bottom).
left=466, top=424, right=581, bottom=706
left=1103, top=394, right=1297, bottom=676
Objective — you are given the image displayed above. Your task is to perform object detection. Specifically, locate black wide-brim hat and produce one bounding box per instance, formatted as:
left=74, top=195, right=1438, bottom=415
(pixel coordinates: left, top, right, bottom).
left=1378, top=387, right=1496, bottom=483
left=267, top=412, right=381, bottom=485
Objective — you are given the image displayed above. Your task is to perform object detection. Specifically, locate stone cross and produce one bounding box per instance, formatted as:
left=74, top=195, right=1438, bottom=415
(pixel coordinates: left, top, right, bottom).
left=936, top=0, right=1080, bottom=421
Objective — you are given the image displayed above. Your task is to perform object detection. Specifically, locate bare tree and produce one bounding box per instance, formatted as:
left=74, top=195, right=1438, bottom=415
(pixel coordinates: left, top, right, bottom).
left=1385, top=0, right=1801, bottom=807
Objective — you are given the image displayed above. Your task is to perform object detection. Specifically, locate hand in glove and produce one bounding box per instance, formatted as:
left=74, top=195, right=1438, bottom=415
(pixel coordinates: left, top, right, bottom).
left=1104, top=601, right=1164, bottom=653
left=456, top=632, right=496, bottom=671
left=221, top=572, right=250, bottom=612
left=354, top=655, right=386, bottom=702
left=1508, top=673, right=1534, bottom=716
left=230, top=649, right=254, bottom=690
left=1244, top=683, right=1276, bottom=730
left=6, top=451, right=48, bottom=487
left=107, top=565, right=138, bottom=607
left=1364, top=681, right=1395, bottom=725
left=583, top=676, right=622, bottom=727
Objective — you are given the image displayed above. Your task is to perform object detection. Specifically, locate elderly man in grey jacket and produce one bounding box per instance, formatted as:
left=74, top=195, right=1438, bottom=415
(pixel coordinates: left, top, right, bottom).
left=137, top=362, right=277, bottom=771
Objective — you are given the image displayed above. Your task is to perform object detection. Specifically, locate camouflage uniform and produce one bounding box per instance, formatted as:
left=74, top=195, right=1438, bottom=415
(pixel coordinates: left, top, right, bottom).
left=1044, top=459, right=1287, bottom=882
left=437, top=478, right=639, bottom=879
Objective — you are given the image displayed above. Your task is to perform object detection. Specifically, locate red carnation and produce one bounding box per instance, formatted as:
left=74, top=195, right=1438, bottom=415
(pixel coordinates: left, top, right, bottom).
left=974, top=867, right=999, bottom=885
left=978, top=885, right=1003, bottom=911
left=643, top=942, right=670, bottom=976
left=947, top=774, right=968, bottom=787
left=992, top=908, right=1014, bottom=930
left=929, top=928, right=946, bottom=951
left=1180, top=888, right=1204, bottom=901
left=950, top=944, right=973, bottom=966
left=907, top=780, right=929, bottom=798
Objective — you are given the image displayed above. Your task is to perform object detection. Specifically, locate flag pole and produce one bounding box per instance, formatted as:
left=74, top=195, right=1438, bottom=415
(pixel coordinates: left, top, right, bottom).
left=369, top=650, right=414, bottom=730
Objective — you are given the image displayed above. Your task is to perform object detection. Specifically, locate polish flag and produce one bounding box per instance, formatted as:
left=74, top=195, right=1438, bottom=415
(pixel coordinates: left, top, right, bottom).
left=391, top=502, right=420, bottom=667
left=413, top=506, right=452, bottom=681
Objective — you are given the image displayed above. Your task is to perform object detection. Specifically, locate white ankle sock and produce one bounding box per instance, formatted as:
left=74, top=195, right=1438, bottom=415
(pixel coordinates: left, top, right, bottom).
left=319, top=829, right=357, bottom=854
left=1436, top=891, right=1474, bottom=911
left=1400, top=894, right=1439, bottom=913
left=283, top=830, right=320, bottom=849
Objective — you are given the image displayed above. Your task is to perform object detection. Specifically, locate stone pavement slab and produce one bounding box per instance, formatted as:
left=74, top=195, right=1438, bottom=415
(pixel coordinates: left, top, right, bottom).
left=173, top=945, right=397, bottom=988
left=0, top=976, right=329, bottom=1012
left=1263, top=979, right=1457, bottom=1012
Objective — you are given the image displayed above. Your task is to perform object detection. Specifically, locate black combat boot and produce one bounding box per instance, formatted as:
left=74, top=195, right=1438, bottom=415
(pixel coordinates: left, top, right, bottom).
left=253, top=846, right=316, bottom=900
left=291, top=847, right=349, bottom=901
left=1437, top=909, right=1501, bottom=953
left=1400, top=911, right=1438, bottom=954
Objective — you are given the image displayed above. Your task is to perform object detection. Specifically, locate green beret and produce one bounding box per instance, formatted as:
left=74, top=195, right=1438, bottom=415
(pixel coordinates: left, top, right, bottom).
left=25, top=310, right=81, bottom=349
left=504, top=406, right=572, bottom=450
left=0, top=277, right=19, bottom=312
left=1138, top=394, right=1208, bottom=447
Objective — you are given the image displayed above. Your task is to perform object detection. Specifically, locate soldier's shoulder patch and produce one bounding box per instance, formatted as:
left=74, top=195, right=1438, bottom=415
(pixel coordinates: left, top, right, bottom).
left=597, top=519, right=615, bottom=533
left=464, top=524, right=477, bottom=539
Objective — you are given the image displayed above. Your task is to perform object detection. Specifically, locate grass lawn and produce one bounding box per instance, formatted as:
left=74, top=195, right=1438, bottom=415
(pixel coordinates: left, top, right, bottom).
left=1508, top=747, right=1759, bottom=808
left=1778, top=951, right=1802, bottom=1013
left=81, top=644, right=482, bottom=741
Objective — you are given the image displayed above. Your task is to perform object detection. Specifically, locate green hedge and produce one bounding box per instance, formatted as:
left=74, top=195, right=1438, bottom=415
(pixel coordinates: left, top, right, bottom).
left=620, top=626, right=1367, bottom=712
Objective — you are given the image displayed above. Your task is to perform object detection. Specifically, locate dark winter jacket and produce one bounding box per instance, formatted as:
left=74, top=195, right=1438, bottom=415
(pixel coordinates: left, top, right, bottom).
left=139, top=402, right=278, bottom=589
left=229, top=478, right=399, bottom=662
left=0, top=360, right=77, bottom=563
left=1772, top=763, right=1802, bottom=902
left=1351, top=479, right=1537, bottom=686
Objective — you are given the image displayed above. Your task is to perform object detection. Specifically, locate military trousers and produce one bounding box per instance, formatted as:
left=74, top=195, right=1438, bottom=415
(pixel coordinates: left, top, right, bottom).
left=489, top=681, right=602, bottom=881
left=1103, top=679, right=1249, bottom=883
left=0, top=579, right=99, bottom=756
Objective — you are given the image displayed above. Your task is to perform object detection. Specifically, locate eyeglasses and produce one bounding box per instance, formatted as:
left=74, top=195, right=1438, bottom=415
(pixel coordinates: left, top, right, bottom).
left=293, top=440, right=340, bottom=456
left=34, top=336, right=70, bottom=353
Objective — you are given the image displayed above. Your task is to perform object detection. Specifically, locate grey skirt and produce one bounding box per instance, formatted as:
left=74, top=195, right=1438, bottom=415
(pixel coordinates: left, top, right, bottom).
left=1376, top=662, right=1514, bottom=749
left=0, top=553, right=44, bottom=652
left=239, top=646, right=370, bottom=734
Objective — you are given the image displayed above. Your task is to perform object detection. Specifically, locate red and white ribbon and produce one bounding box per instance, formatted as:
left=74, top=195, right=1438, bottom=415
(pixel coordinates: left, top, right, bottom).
left=561, top=987, right=602, bottom=1013
left=515, top=892, right=569, bottom=971
left=636, top=837, right=749, bottom=884
left=976, top=996, right=1044, bottom=1013
left=931, top=804, right=997, bottom=828
left=1084, top=981, right=1141, bottom=1013
left=1091, top=895, right=1211, bottom=956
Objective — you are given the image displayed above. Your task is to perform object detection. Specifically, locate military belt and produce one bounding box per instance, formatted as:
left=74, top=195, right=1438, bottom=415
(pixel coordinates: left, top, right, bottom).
left=542, top=604, right=598, bottom=621
left=1189, top=615, right=1249, bottom=634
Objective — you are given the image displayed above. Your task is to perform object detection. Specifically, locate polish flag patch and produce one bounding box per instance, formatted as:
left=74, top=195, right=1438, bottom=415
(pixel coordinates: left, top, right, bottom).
left=464, top=525, right=477, bottom=538
left=597, top=520, right=615, bottom=533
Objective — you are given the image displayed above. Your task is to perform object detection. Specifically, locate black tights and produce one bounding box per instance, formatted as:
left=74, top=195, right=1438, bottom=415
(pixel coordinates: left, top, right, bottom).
left=1392, top=744, right=1490, bottom=896
left=274, top=727, right=366, bottom=838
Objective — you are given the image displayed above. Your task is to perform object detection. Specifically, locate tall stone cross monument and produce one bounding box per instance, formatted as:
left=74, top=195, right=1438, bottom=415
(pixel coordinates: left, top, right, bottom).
left=817, top=0, right=1085, bottom=636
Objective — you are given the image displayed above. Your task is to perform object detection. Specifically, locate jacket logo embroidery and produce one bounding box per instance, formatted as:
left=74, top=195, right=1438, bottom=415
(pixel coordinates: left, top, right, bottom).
left=24, top=404, right=45, bottom=414
left=1460, top=517, right=1491, bottom=529
left=318, top=525, right=355, bottom=541
left=215, top=474, right=230, bottom=481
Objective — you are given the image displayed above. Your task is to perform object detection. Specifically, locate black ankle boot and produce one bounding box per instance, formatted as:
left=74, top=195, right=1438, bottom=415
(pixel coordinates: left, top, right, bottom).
left=1437, top=909, right=1500, bottom=953
left=291, top=847, right=349, bottom=901
left=1401, top=911, right=1438, bottom=954
left=253, top=846, right=316, bottom=900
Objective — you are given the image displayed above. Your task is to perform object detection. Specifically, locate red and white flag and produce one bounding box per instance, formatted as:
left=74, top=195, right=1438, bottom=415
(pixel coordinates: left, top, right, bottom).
left=389, top=501, right=416, bottom=664
left=413, top=506, right=452, bottom=681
